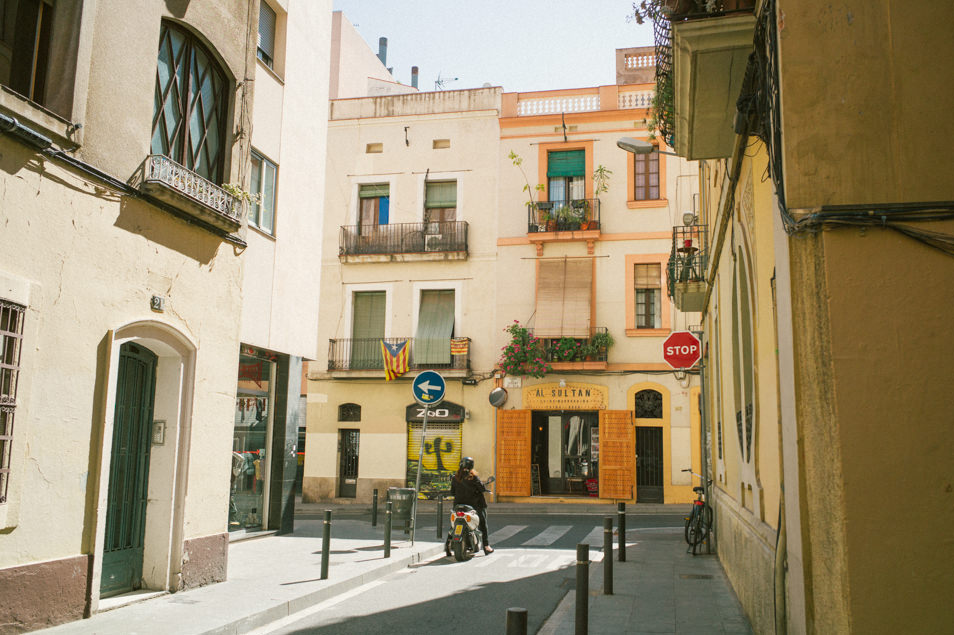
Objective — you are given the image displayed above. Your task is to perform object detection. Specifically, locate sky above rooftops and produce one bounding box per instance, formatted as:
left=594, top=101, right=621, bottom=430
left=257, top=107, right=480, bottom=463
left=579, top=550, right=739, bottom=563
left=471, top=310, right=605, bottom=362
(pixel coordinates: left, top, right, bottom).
left=332, top=0, right=656, bottom=93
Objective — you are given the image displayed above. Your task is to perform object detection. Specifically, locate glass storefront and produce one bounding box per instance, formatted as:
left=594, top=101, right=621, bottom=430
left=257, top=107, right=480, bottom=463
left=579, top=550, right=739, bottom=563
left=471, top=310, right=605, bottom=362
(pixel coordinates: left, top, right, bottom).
left=230, top=351, right=275, bottom=532
left=531, top=411, right=600, bottom=496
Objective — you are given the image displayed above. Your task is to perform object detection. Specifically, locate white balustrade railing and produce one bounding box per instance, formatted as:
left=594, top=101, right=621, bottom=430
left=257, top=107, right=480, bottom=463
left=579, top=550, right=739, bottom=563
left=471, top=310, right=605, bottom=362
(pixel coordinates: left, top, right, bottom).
left=144, top=155, right=238, bottom=220
left=618, top=90, right=654, bottom=109
left=516, top=94, right=600, bottom=116
left=624, top=53, right=655, bottom=69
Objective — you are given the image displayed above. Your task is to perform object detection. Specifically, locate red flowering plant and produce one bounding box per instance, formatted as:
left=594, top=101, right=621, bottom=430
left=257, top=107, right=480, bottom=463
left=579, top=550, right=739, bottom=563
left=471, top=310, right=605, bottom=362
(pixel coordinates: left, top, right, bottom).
left=499, top=321, right=551, bottom=378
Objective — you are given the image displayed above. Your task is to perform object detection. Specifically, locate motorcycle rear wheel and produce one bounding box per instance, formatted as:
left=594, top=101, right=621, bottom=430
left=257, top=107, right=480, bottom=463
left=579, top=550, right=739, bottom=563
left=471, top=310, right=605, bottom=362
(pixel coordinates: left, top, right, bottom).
left=452, top=539, right=465, bottom=561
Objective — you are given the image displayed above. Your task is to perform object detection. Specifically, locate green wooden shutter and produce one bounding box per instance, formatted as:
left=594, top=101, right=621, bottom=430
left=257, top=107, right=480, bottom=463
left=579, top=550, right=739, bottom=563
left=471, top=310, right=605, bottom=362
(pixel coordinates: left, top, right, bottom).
left=425, top=181, right=457, bottom=208
left=415, top=290, right=454, bottom=364
left=352, top=291, right=386, bottom=369
left=359, top=184, right=390, bottom=198
left=547, top=150, right=585, bottom=177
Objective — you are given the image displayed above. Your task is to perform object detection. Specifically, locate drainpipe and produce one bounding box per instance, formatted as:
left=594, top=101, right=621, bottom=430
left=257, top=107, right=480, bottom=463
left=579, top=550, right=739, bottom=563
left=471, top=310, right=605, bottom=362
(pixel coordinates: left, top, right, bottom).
left=0, top=112, right=53, bottom=150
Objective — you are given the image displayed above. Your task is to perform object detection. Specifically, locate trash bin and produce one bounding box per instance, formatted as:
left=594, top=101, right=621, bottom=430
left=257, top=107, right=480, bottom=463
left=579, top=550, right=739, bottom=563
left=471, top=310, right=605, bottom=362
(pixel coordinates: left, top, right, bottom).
left=387, top=487, right=415, bottom=532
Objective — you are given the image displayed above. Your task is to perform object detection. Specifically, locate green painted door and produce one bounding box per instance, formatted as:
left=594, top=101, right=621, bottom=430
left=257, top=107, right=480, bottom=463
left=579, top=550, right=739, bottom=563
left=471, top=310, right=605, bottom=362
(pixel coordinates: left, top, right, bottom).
left=101, top=343, right=157, bottom=597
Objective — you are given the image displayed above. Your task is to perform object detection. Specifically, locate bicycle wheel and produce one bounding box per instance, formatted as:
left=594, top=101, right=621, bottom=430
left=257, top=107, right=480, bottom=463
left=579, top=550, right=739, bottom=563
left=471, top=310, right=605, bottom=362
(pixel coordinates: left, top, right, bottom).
left=683, top=508, right=697, bottom=545
left=688, top=506, right=708, bottom=546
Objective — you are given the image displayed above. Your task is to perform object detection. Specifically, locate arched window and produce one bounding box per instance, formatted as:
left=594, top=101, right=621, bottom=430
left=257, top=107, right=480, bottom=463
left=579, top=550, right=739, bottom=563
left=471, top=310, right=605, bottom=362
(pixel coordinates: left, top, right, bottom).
left=151, top=21, right=229, bottom=183
left=338, top=403, right=361, bottom=422
left=634, top=389, right=663, bottom=419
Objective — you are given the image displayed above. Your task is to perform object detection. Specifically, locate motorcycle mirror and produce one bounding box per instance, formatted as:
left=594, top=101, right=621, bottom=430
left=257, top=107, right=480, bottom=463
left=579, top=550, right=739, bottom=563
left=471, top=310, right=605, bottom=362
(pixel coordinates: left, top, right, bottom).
left=485, top=476, right=495, bottom=484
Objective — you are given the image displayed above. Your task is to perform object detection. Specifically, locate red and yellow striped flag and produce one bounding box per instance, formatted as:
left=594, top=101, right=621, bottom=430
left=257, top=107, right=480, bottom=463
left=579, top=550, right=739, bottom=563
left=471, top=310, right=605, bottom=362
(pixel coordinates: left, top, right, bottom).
left=381, top=339, right=410, bottom=381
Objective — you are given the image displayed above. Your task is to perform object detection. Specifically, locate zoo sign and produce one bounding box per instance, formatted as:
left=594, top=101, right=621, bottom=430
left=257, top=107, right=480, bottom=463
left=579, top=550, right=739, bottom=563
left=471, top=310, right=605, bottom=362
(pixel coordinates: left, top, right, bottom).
left=663, top=331, right=701, bottom=369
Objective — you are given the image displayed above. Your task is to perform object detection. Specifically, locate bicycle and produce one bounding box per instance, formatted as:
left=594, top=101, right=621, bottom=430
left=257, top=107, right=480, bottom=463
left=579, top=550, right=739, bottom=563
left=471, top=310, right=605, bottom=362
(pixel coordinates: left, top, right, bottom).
left=681, top=468, right=713, bottom=555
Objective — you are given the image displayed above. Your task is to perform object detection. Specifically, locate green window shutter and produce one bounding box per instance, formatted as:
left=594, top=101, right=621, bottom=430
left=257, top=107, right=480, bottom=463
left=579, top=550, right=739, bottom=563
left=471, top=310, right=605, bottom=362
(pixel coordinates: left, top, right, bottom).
left=425, top=181, right=457, bottom=208
left=414, top=290, right=454, bottom=364
left=359, top=184, right=390, bottom=198
left=352, top=291, right=386, bottom=339
left=547, top=150, right=585, bottom=178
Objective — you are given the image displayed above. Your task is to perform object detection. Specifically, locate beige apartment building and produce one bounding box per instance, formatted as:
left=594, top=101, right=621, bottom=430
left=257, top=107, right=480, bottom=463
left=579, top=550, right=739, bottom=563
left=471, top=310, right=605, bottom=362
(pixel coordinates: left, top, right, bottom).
left=304, top=48, right=704, bottom=506
left=644, top=0, right=954, bottom=633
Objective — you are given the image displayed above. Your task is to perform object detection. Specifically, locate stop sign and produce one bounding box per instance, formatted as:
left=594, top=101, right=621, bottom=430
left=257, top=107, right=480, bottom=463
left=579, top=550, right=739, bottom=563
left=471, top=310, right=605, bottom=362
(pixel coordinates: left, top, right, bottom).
left=663, top=331, right=701, bottom=369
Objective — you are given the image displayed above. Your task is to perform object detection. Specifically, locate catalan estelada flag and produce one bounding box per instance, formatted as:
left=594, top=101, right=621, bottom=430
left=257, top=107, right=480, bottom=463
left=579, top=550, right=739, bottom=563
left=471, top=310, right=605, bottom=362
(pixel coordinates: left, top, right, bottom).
left=381, top=339, right=410, bottom=381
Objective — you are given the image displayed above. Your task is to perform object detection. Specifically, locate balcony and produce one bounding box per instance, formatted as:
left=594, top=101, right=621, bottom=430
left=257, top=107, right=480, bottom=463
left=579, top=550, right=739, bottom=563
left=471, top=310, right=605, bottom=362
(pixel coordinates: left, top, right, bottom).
left=526, top=199, right=601, bottom=255
left=137, top=155, right=241, bottom=232
left=653, top=0, right=757, bottom=159
left=338, top=221, right=468, bottom=263
left=327, top=336, right=471, bottom=378
left=667, top=224, right=708, bottom=312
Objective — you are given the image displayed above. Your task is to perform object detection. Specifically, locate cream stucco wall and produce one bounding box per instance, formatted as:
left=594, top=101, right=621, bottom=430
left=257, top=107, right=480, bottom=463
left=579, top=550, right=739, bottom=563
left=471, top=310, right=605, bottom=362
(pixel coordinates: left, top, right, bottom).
left=329, top=11, right=412, bottom=99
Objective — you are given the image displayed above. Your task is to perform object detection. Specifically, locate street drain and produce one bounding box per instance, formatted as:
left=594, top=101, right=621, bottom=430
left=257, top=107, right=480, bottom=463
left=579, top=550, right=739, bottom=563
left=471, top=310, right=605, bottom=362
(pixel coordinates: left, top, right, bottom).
left=679, top=574, right=713, bottom=579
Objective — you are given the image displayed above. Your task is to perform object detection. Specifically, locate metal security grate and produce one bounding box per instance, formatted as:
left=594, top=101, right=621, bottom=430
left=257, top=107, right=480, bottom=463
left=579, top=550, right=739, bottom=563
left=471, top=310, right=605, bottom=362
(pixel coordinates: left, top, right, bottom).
left=0, top=299, right=25, bottom=503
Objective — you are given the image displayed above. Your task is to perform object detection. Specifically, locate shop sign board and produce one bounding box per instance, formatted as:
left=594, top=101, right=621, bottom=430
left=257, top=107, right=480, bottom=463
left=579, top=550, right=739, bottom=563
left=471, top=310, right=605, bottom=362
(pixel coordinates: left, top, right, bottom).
left=405, top=401, right=464, bottom=423
left=663, top=331, right=701, bottom=369
left=522, top=383, right=608, bottom=410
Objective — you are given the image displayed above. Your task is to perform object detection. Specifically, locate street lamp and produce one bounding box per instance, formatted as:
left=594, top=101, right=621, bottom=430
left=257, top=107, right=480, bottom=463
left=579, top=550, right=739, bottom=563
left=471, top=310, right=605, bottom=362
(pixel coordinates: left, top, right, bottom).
left=616, top=137, right=679, bottom=156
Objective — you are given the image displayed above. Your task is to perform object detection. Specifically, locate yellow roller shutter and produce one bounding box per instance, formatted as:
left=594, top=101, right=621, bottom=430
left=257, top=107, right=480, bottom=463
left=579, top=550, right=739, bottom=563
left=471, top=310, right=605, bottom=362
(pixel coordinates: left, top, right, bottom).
left=496, top=409, right=531, bottom=496
left=599, top=410, right=635, bottom=500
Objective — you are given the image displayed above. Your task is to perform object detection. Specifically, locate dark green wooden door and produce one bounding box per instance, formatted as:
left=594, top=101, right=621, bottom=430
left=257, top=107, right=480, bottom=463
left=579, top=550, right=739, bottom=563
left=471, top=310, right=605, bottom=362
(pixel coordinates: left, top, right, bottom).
left=101, top=343, right=157, bottom=597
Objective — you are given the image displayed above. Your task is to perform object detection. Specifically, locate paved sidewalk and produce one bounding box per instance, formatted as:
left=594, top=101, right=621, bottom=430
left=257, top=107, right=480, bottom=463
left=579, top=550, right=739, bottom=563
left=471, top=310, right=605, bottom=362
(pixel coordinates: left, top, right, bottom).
left=35, top=502, right=751, bottom=635
left=539, top=528, right=753, bottom=634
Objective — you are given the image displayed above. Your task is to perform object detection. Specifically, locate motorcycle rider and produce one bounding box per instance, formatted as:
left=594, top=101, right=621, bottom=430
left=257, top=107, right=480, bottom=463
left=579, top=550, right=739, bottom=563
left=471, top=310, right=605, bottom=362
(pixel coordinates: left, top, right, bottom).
left=450, top=456, right=493, bottom=554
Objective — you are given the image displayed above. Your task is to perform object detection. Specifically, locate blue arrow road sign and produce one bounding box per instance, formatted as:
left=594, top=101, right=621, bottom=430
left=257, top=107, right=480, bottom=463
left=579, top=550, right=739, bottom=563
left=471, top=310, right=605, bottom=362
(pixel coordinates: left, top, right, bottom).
left=412, top=371, right=446, bottom=406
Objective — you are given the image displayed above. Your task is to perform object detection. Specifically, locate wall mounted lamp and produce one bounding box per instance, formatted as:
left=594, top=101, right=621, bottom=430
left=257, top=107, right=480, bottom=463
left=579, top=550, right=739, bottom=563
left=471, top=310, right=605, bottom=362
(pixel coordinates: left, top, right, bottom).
left=616, top=136, right=679, bottom=156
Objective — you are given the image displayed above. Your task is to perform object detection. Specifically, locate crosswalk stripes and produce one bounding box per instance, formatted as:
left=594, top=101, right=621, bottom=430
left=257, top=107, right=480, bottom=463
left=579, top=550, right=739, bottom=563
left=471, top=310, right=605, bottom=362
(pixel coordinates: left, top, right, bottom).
left=488, top=524, right=527, bottom=544
left=581, top=525, right=607, bottom=549
left=521, top=525, right=572, bottom=546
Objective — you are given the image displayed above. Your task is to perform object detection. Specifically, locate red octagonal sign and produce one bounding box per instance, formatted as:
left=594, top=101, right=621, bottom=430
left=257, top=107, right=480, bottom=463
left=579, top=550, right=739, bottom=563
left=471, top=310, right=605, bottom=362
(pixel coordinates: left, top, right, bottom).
left=663, top=331, right=701, bottom=369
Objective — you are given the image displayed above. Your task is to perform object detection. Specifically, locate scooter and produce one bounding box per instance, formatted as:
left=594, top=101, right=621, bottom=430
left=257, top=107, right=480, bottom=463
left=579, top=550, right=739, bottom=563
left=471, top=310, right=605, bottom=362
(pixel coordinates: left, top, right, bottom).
left=445, top=476, right=494, bottom=562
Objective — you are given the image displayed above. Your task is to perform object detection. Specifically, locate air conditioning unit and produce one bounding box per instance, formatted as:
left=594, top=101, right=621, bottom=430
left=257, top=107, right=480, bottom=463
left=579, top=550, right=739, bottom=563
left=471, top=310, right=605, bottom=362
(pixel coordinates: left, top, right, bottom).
left=424, top=234, right=444, bottom=252
left=425, top=222, right=441, bottom=234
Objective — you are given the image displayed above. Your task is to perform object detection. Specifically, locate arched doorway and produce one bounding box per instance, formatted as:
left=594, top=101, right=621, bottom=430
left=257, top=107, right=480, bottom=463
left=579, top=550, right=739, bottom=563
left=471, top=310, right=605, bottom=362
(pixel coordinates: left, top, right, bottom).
left=634, top=388, right=664, bottom=503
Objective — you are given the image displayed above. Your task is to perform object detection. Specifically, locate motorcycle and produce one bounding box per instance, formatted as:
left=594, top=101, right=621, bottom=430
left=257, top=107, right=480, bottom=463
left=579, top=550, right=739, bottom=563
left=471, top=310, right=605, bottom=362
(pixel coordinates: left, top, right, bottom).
left=445, top=476, right=494, bottom=561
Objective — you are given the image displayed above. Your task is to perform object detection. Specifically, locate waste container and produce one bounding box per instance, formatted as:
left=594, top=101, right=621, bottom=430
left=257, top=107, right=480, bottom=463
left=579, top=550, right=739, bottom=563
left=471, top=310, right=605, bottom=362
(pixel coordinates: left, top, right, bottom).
left=387, top=487, right=415, bottom=533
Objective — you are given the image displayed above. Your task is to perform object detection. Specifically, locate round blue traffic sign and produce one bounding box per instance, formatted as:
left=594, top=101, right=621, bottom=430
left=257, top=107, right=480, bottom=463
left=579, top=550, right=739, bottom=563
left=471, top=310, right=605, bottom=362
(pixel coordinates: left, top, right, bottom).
left=412, top=371, right=446, bottom=406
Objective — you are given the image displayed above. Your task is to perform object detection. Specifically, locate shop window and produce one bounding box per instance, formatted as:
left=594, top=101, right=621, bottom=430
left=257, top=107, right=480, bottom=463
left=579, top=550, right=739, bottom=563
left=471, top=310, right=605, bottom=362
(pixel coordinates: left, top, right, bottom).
left=232, top=352, right=275, bottom=531
left=0, top=299, right=25, bottom=503
left=535, top=257, right=593, bottom=339
left=338, top=403, right=360, bottom=422
left=0, top=0, right=53, bottom=106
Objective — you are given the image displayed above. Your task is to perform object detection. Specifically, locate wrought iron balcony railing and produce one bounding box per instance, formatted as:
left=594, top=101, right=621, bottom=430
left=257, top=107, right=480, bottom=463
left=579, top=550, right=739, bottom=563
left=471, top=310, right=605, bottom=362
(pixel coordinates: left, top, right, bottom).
left=667, top=224, right=708, bottom=312
left=339, top=221, right=468, bottom=257
left=138, top=154, right=240, bottom=232
left=527, top=198, right=601, bottom=234
left=328, top=337, right=470, bottom=372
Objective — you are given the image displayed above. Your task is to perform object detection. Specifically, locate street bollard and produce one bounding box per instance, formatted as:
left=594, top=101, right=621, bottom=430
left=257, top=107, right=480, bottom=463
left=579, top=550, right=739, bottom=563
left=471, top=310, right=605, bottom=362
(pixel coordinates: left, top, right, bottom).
left=603, top=516, right=613, bottom=595
left=576, top=543, right=589, bottom=635
left=320, top=510, right=332, bottom=580
left=436, top=494, right=443, bottom=540
left=384, top=501, right=392, bottom=558
left=371, top=489, right=378, bottom=527
left=506, top=607, right=528, bottom=635
left=617, top=502, right=626, bottom=562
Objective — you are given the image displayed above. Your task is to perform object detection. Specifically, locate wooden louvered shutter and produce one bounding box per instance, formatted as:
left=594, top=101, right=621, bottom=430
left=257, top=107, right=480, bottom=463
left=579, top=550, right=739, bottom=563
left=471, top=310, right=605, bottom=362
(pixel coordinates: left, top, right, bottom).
left=599, top=410, right=635, bottom=500
left=496, top=409, right=531, bottom=496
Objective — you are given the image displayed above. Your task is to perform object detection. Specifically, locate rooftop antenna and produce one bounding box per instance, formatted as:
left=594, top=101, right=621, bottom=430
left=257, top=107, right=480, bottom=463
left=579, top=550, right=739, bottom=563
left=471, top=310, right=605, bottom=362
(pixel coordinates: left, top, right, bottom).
left=434, top=72, right=458, bottom=90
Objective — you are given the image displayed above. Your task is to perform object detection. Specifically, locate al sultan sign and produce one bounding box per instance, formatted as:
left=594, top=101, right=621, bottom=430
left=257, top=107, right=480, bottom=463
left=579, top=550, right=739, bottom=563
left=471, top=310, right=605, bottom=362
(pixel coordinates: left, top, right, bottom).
left=663, top=331, right=702, bottom=369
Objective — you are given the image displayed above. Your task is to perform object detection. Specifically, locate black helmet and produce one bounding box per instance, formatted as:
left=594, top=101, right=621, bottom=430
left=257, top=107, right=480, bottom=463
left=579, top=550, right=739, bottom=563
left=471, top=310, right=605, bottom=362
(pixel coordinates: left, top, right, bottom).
left=459, top=456, right=474, bottom=471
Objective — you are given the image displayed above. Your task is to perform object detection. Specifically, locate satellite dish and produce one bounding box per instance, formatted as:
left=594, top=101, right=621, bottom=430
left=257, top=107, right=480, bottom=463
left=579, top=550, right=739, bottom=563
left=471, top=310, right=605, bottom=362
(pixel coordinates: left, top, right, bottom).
left=488, top=387, right=508, bottom=408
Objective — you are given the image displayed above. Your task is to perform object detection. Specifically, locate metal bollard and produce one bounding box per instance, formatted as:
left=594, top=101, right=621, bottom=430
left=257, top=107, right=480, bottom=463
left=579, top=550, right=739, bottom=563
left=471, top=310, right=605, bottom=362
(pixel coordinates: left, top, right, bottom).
left=436, top=494, right=443, bottom=539
left=506, top=607, right=528, bottom=635
left=320, top=509, right=332, bottom=580
left=576, top=543, right=589, bottom=635
left=603, top=516, right=613, bottom=595
left=371, top=489, right=378, bottom=527
left=384, top=501, right=392, bottom=558
left=617, top=502, right=626, bottom=562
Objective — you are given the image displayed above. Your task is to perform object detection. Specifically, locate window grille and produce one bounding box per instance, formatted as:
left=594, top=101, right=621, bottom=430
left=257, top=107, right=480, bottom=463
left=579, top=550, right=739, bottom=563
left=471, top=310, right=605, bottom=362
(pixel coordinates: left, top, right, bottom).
left=0, top=299, right=25, bottom=503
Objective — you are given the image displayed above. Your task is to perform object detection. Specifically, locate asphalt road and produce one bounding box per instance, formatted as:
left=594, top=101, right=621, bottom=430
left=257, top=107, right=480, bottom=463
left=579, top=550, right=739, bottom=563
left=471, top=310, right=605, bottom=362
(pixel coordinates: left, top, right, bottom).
left=255, top=512, right=686, bottom=635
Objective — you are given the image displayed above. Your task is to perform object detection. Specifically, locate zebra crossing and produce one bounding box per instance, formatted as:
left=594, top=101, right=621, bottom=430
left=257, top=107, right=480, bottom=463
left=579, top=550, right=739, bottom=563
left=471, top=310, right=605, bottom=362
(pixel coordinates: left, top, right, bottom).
left=486, top=523, right=615, bottom=551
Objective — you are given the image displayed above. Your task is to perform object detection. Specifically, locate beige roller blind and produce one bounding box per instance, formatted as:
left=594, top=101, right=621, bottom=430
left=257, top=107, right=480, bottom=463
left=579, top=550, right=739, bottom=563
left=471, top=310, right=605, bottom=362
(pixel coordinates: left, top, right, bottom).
left=534, top=258, right=593, bottom=338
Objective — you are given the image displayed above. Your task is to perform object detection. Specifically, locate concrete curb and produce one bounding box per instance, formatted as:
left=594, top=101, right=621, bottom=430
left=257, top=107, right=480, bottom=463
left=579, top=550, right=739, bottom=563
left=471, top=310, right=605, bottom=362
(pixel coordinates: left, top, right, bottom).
left=202, top=544, right=446, bottom=635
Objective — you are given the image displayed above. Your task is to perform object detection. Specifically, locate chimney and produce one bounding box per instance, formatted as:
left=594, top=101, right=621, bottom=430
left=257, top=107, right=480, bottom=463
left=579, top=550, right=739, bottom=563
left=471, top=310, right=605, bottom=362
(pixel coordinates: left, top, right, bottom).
left=377, top=37, right=387, bottom=66
left=411, top=66, right=419, bottom=89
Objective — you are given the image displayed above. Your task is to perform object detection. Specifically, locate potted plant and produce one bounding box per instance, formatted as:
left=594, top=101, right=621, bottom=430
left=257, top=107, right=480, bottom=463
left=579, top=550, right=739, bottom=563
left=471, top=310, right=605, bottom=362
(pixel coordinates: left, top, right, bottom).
left=499, top=321, right=551, bottom=378
left=551, top=337, right=582, bottom=361
left=586, top=331, right=614, bottom=359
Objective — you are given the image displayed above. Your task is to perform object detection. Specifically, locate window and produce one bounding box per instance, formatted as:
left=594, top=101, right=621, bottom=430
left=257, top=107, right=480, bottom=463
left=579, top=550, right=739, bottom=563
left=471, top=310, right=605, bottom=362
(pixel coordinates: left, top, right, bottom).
left=0, top=299, right=24, bottom=503
left=425, top=181, right=456, bottom=223
left=338, top=403, right=361, bottom=422
left=634, top=390, right=663, bottom=419
left=635, top=263, right=661, bottom=329
left=257, top=0, right=276, bottom=68
left=633, top=151, right=659, bottom=201
left=547, top=150, right=585, bottom=206
left=535, top=258, right=593, bottom=339
left=351, top=291, right=385, bottom=369
left=0, top=0, right=53, bottom=105
left=358, top=184, right=389, bottom=236
left=415, top=290, right=454, bottom=365
left=152, top=21, right=229, bottom=184
left=250, top=151, right=277, bottom=233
